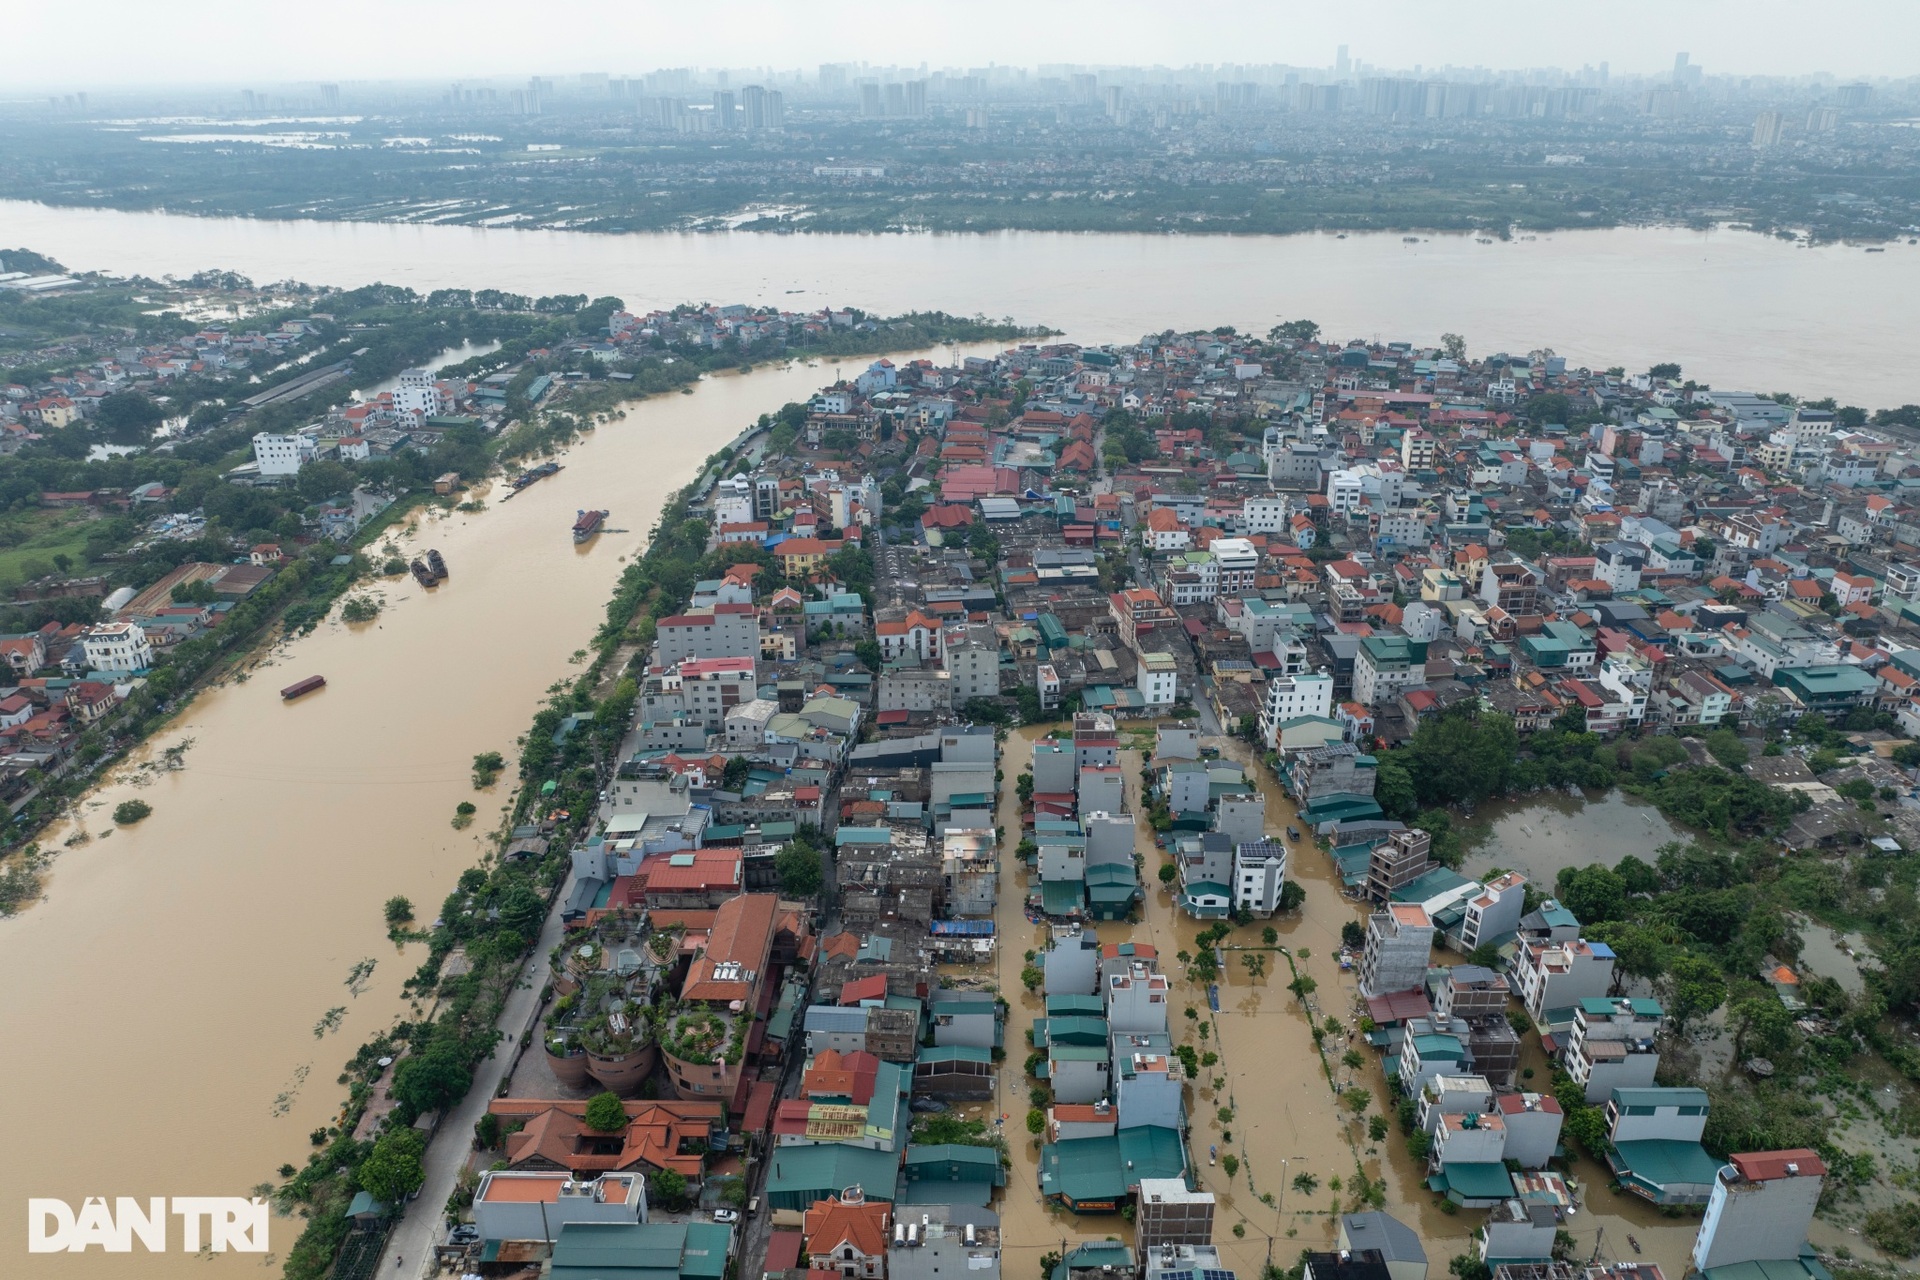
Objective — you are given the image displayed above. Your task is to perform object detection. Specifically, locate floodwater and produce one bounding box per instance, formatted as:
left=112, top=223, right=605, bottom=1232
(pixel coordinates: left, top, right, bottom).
left=0, top=348, right=985, bottom=1276
left=1462, top=790, right=1690, bottom=886
left=351, top=339, right=504, bottom=400
left=7, top=199, right=1920, bottom=405
left=979, top=726, right=1711, bottom=1280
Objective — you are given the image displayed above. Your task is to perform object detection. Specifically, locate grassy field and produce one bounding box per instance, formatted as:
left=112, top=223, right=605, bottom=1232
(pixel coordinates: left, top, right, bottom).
left=0, top=509, right=102, bottom=591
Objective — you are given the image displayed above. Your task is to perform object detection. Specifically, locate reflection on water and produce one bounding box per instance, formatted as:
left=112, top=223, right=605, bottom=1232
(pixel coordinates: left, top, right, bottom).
left=1464, top=790, right=1689, bottom=886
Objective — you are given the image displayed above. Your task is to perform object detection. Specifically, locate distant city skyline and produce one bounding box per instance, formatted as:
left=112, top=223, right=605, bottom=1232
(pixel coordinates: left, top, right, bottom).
left=7, top=0, right=1918, bottom=91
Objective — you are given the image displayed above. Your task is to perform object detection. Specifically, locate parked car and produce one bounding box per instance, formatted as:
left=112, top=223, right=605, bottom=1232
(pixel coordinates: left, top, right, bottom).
left=713, top=1209, right=740, bottom=1224
left=909, top=1097, right=949, bottom=1113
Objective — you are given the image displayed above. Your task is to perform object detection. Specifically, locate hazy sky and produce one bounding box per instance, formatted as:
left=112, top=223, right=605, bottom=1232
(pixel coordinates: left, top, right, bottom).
left=12, top=0, right=1918, bottom=90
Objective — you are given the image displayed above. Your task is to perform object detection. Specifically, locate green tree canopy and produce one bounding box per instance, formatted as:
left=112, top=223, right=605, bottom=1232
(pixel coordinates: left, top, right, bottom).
left=584, top=1091, right=629, bottom=1133
left=358, top=1129, right=426, bottom=1205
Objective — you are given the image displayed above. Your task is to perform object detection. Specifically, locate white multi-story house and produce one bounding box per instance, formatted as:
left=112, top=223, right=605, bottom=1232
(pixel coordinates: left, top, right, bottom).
left=252, top=432, right=312, bottom=477
left=1258, top=671, right=1334, bottom=748
left=1512, top=938, right=1616, bottom=1026
left=1240, top=495, right=1290, bottom=535
left=1138, top=652, right=1178, bottom=705
left=1692, top=1150, right=1827, bottom=1274
left=1233, top=840, right=1288, bottom=917
left=1564, top=996, right=1663, bottom=1103
left=673, top=656, right=758, bottom=730
left=81, top=622, right=152, bottom=672
left=1452, top=871, right=1527, bottom=953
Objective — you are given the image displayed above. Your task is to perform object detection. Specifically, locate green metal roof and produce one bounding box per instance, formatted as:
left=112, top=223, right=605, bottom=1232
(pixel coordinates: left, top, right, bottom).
left=1433, top=1162, right=1513, bottom=1199
left=1606, top=1140, right=1725, bottom=1191
left=1046, top=994, right=1103, bottom=1017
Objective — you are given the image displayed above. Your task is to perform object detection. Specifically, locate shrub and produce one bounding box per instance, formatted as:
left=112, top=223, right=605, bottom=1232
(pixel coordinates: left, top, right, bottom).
left=1026, top=1108, right=1045, bottom=1135
left=113, top=800, right=152, bottom=825
left=383, top=895, right=414, bottom=927
left=339, top=596, right=381, bottom=624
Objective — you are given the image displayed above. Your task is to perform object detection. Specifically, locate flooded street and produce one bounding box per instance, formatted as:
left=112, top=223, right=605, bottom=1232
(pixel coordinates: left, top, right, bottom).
left=0, top=348, right=981, bottom=1275
left=978, top=726, right=1708, bottom=1280
left=1462, top=790, right=1689, bottom=885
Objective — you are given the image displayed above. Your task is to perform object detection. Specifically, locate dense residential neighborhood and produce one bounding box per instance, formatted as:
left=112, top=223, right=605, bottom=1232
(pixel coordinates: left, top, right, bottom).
left=321, top=320, right=1920, bottom=1280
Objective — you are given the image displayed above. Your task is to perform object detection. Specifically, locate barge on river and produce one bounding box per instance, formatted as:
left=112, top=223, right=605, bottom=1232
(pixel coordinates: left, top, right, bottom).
left=502, top=462, right=563, bottom=498
left=281, top=675, right=326, bottom=700
left=573, top=509, right=608, bottom=543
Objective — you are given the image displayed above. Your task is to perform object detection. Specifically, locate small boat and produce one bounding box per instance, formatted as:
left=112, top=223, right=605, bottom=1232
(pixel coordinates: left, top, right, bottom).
left=573, top=509, right=609, bottom=543
left=1402, top=236, right=1419, bottom=243
left=410, top=558, right=436, bottom=587
left=1628, top=1236, right=1642, bottom=1255
left=1209, top=1145, right=1217, bottom=1166
left=427, top=548, right=448, bottom=582
left=1866, top=246, right=1885, bottom=253
left=281, top=675, right=326, bottom=700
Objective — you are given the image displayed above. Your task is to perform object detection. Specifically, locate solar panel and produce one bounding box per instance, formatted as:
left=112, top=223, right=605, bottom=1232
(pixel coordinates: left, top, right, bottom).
left=1202, top=1269, right=1237, bottom=1280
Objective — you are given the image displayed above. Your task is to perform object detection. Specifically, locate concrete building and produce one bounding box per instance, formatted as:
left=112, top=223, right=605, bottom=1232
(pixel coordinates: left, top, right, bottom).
left=1691, top=1150, right=1827, bottom=1274
left=1233, top=840, right=1288, bottom=917
left=81, top=621, right=152, bottom=671
left=1367, top=828, right=1431, bottom=904
left=1212, top=794, right=1266, bottom=847
left=1138, top=651, right=1178, bottom=705
left=1259, top=671, right=1335, bottom=748
left=472, top=1171, right=646, bottom=1244
left=251, top=431, right=313, bottom=477
left=1494, top=1093, right=1564, bottom=1170
left=1513, top=939, right=1616, bottom=1026
left=1105, top=961, right=1171, bottom=1036
left=1565, top=997, right=1663, bottom=1102
left=1452, top=871, right=1528, bottom=952
left=656, top=604, right=761, bottom=665
left=943, top=624, right=1001, bottom=706
left=888, top=1204, right=1000, bottom=1280
left=1360, top=904, right=1435, bottom=998
left=1137, top=1180, right=1215, bottom=1252
left=1354, top=635, right=1426, bottom=706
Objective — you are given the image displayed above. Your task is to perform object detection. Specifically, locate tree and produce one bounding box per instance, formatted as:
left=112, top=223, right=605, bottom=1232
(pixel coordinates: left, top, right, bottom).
left=1222, top=1153, right=1240, bottom=1179
left=1291, top=1171, right=1319, bottom=1195
left=1262, top=926, right=1278, bottom=946
left=113, top=799, right=152, bottom=825
left=1341, top=921, right=1365, bottom=950
left=1026, top=1108, right=1045, bottom=1134
left=358, top=1129, right=426, bottom=1206
left=1649, top=363, right=1682, bottom=380
left=383, top=896, right=414, bottom=927
left=1466, top=943, right=1503, bottom=970
left=722, top=755, right=752, bottom=790
left=854, top=639, right=883, bottom=670
left=1733, top=995, right=1795, bottom=1060
left=1439, top=333, right=1468, bottom=362
left=1449, top=1256, right=1491, bottom=1280
left=393, top=1040, right=472, bottom=1118
left=649, top=1168, right=690, bottom=1210
left=1662, top=953, right=1727, bottom=1032
left=496, top=883, right=545, bottom=940
left=1557, top=863, right=1628, bottom=925
left=1158, top=863, right=1178, bottom=885
left=93, top=391, right=164, bottom=444
left=775, top=842, right=824, bottom=897
left=1372, top=756, right=1419, bottom=821
left=1278, top=880, right=1306, bottom=912
left=1368, top=1114, right=1389, bottom=1143
left=584, top=1091, right=629, bottom=1133
left=1583, top=920, right=1667, bottom=993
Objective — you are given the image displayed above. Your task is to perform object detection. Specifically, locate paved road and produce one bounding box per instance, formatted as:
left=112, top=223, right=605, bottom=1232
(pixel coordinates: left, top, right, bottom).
left=386, top=873, right=575, bottom=1279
